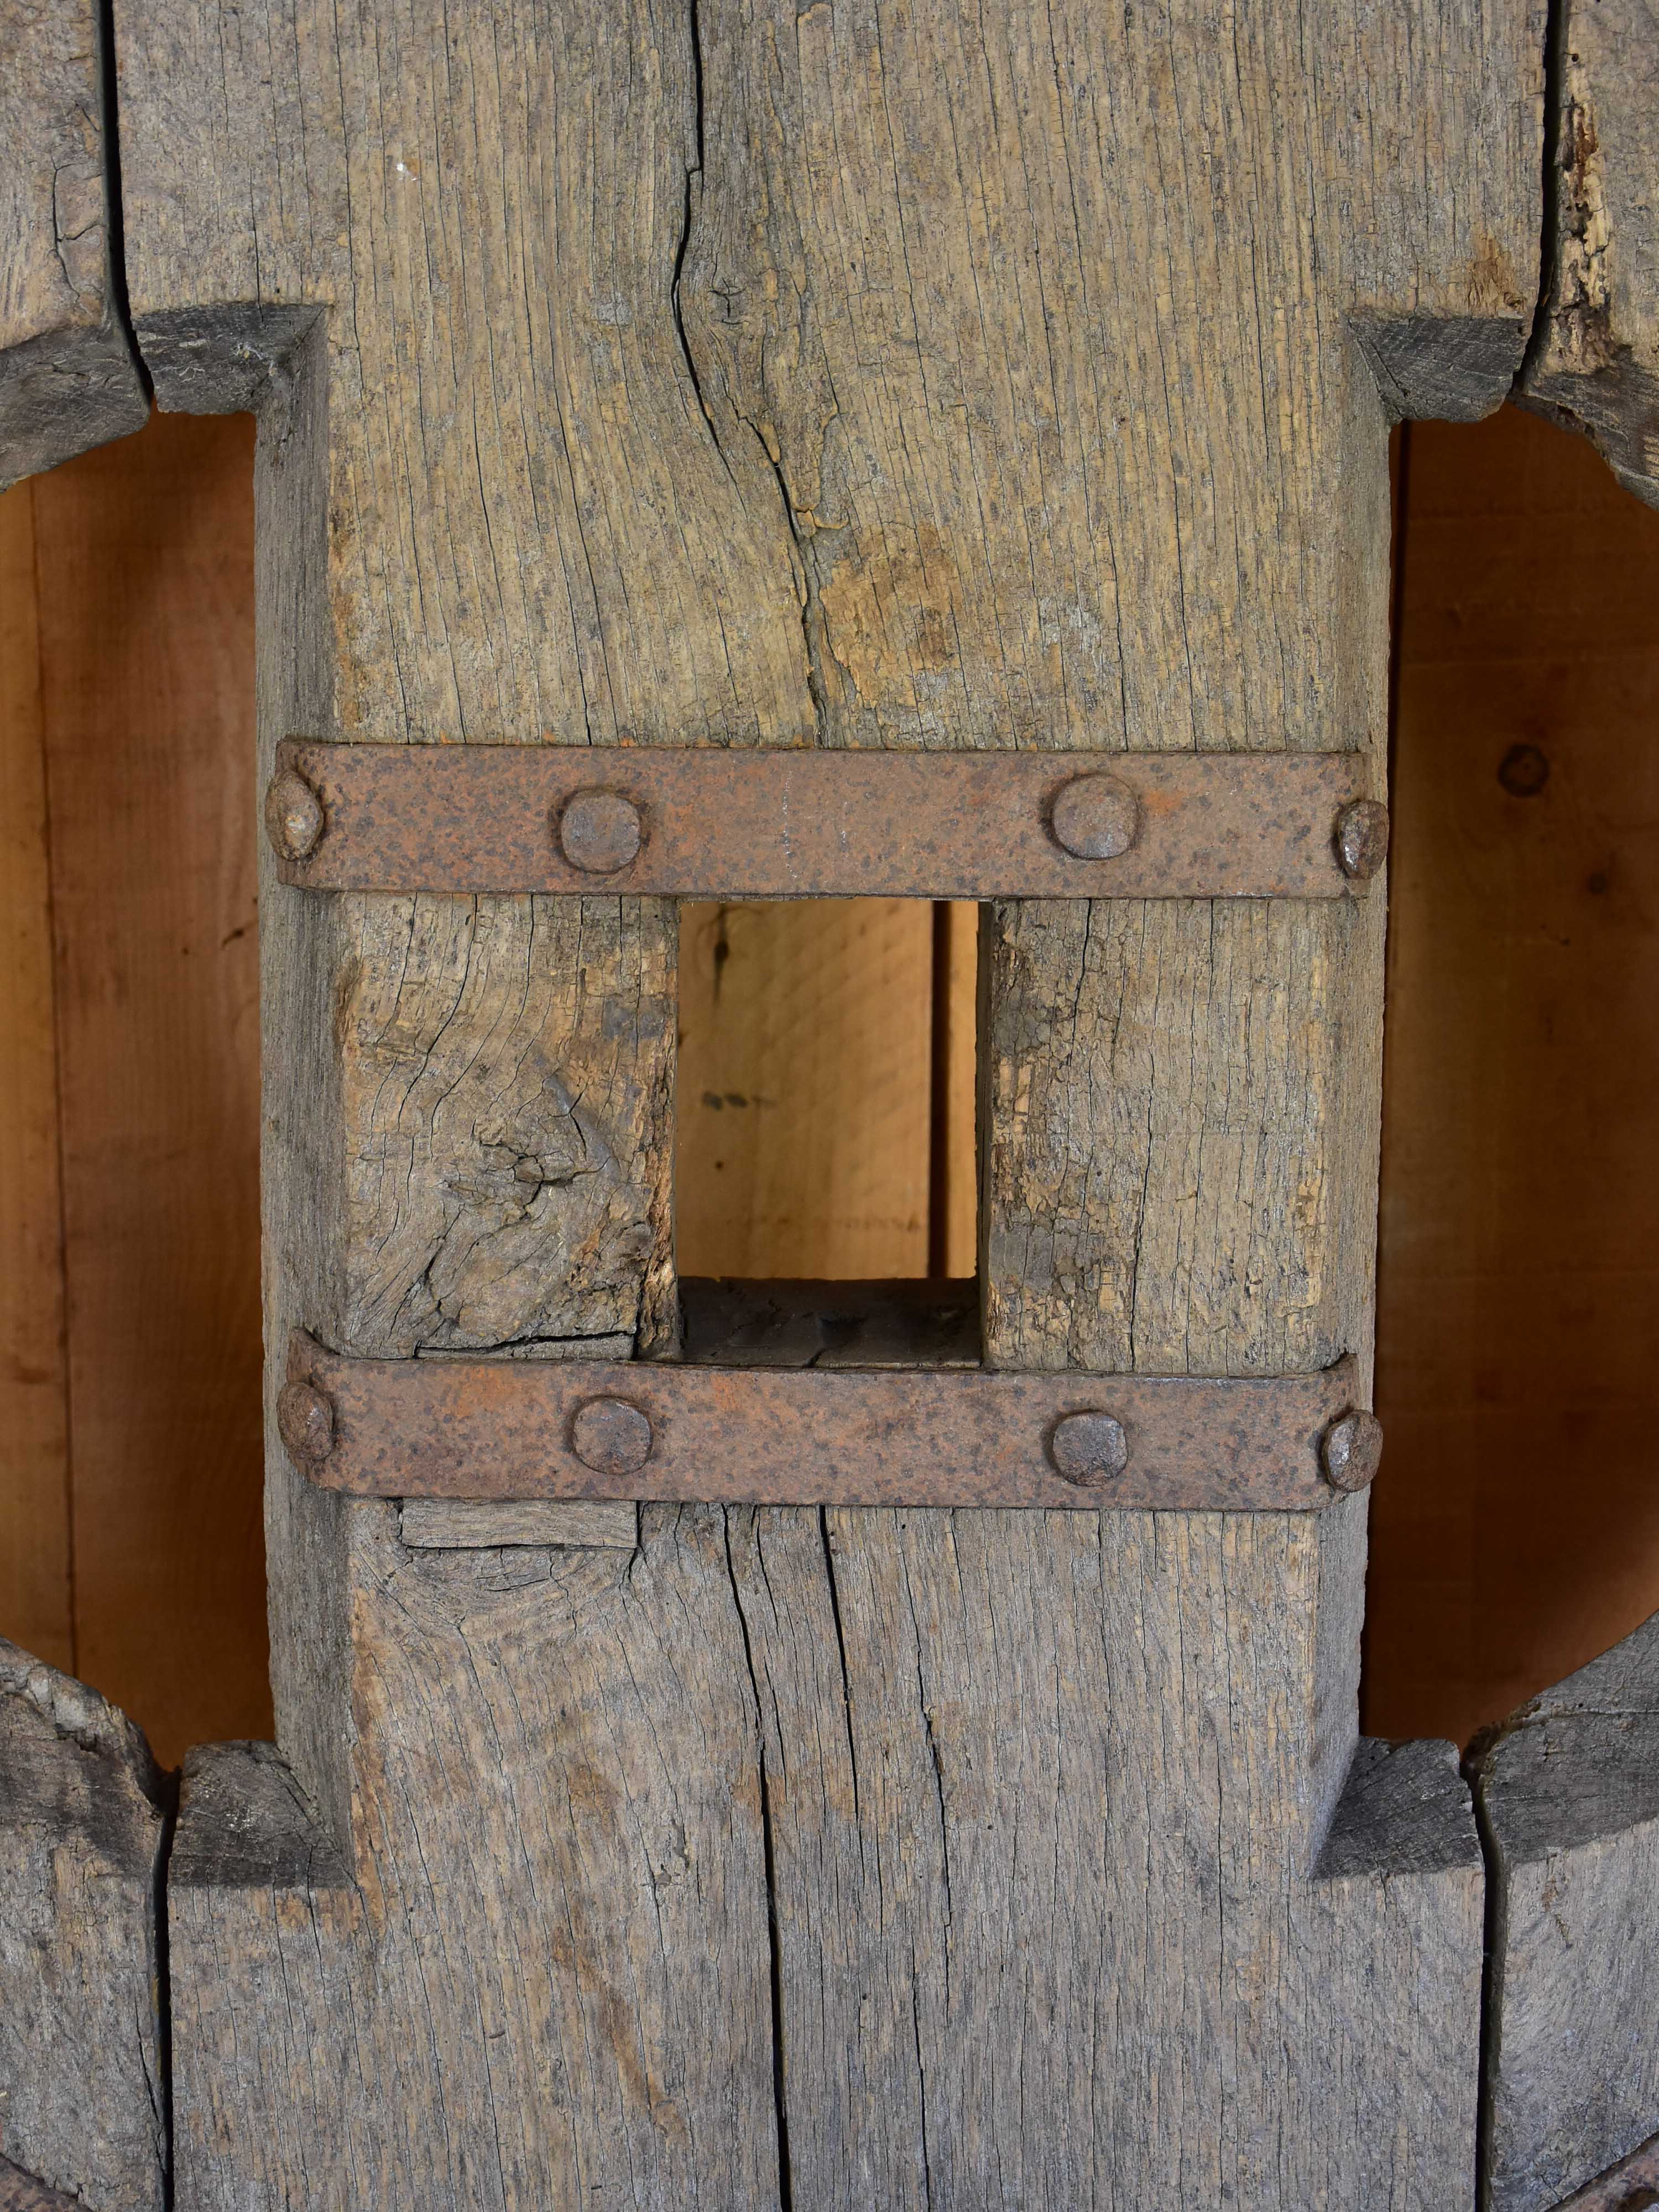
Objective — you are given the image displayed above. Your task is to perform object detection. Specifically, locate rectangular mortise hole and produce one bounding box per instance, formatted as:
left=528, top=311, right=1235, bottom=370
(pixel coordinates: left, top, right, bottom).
left=675, top=898, right=979, bottom=1365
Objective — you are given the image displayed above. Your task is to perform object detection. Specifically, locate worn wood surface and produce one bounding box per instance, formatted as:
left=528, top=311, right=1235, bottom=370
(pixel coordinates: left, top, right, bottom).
left=0, top=1640, right=166, bottom=2211
left=1518, top=0, right=1659, bottom=507
left=0, top=2156, right=87, bottom=2212
left=0, top=480, right=72, bottom=1677
left=1, top=0, right=147, bottom=486
left=1472, top=1609, right=1659, bottom=2212
left=1371, top=404, right=1659, bottom=1750
left=115, top=0, right=1543, bottom=2201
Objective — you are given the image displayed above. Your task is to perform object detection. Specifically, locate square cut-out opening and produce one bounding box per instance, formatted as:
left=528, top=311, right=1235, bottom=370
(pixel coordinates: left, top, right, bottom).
left=675, top=899, right=979, bottom=1365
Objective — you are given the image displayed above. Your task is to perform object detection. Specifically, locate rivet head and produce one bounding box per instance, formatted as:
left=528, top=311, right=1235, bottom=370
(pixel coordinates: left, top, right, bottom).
left=1047, top=1409, right=1130, bottom=1487
left=1048, top=773, right=1140, bottom=860
left=264, top=768, right=326, bottom=862
left=571, top=1395, right=655, bottom=1478
left=277, top=1379, right=336, bottom=1466
left=1322, top=1408, right=1383, bottom=1493
left=557, top=788, right=643, bottom=875
left=1335, top=798, right=1389, bottom=883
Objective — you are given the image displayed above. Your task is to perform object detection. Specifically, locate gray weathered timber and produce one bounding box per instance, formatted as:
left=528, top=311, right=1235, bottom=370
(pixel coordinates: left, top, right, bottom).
left=168, top=1511, right=778, bottom=2212
left=730, top=1508, right=1483, bottom=2206
left=112, top=0, right=1545, bottom=2201
left=1472, top=1609, right=1659, bottom=2211
left=1518, top=0, right=1659, bottom=508
left=1, top=0, right=147, bottom=488
left=0, top=1642, right=166, bottom=2212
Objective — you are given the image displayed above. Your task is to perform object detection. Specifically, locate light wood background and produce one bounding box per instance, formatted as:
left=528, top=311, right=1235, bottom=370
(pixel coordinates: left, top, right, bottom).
left=1, top=401, right=1654, bottom=1765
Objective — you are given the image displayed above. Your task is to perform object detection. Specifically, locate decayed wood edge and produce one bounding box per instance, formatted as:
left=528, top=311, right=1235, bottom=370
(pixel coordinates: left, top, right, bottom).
left=0, top=2156, right=85, bottom=2211
left=1516, top=0, right=1659, bottom=508
left=0, top=0, right=147, bottom=489
left=0, top=1639, right=169, bottom=2211
left=1471, top=1608, right=1659, bottom=2212
left=1551, top=2127, right=1659, bottom=2210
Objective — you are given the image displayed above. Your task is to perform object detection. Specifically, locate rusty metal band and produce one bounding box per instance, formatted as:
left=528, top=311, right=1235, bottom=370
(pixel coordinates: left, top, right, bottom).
left=281, top=1333, right=1373, bottom=1512
left=268, top=740, right=1383, bottom=900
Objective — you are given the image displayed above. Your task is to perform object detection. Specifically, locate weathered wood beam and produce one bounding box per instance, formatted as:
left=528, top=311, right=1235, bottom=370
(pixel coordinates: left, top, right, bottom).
left=1472, top=1609, right=1659, bottom=2211
left=1, top=0, right=147, bottom=487
left=0, top=1641, right=167, bottom=2212
left=1517, top=0, right=1659, bottom=507
left=113, top=0, right=1546, bottom=2201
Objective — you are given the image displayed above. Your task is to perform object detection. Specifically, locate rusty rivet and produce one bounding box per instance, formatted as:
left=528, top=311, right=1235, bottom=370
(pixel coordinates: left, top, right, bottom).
left=1048, top=773, right=1140, bottom=861
left=1322, top=1408, right=1383, bottom=1493
left=1334, top=797, right=1389, bottom=883
left=264, top=767, right=326, bottom=862
left=277, top=1379, right=336, bottom=1466
left=1047, top=1409, right=1130, bottom=1487
left=571, top=1395, right=655, bottom=1478
left=557, top=789, right=643, bottom=875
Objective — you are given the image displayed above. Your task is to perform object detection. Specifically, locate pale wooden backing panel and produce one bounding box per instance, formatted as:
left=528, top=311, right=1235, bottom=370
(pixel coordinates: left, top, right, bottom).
left=0, top=0, right=147, bottom=486
left=676, top=898, right=935, bottom=1279
left=0, top=1641, right=165, bottom=2212
left=0, top=482, right=71, bottom=1674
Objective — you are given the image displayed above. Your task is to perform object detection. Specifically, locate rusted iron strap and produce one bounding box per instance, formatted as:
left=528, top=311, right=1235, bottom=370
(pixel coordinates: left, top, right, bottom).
left=281, top=1333, right=1374, bottom=1511
left=267, top=740, right=1383, bottom=900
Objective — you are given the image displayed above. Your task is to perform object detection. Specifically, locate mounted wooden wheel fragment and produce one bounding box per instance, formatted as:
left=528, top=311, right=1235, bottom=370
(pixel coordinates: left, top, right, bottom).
left=5, top=0, right=1659, bottom=2205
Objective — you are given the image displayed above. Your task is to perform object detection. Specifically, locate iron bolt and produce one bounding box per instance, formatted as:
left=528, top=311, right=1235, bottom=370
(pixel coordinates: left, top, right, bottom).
left=1334, top=798, right=1389, bottom=883
left=1048, top=773, right=1140, bottom=860
left=264, top=767, right=326, bottom=862
left=557, top=788, right=643, bottom=875
left=571, top=1395, right=655, bottom=1478
left=1047, top=1409, right=1130, bottom=1486
left=1321, top=1407, right=1383, bottom=1493
left=277, top=1379, right=336, bottom=1466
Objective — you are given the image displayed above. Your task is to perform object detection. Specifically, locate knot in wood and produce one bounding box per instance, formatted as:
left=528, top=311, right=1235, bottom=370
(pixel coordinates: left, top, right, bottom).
left=1321, top=1408, right=1383, bottom=1492
left=1048, top=773, right=1140, bottom=860
left=264, top=768, right=326, bottom=862
left=570, top=1395, right=655, bottom=1478
left=277, top=1379, right=336, bottom=1467
left=1334, top=797, right=1390, bottom=882
left=1047, top=1409, right=1130, bottom=1486
left=556, top=788, right=643, bottom=874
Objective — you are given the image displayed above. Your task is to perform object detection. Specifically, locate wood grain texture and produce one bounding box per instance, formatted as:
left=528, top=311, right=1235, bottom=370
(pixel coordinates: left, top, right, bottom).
left=30, top=412, right=269, bottom=1767
left=1519, top=0, right=1659, bottom=507
left=0, top=0, right=147, bottom=487
left=0, top=480, right=72, bottom=1676
left=169, top=1509, right=777, bottom=2212
left=729, top=1502, right=1482, bottom=2208
left=684, top=0, right=1541, bottom=753
left=111, top=0, right=1547, bottom=2199
left=1370, top=406, right=1659, bottom=1750
left=1472, top=1609, right=1659, bottom=2211
left=0, top=1639, right=166, bottom=2212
